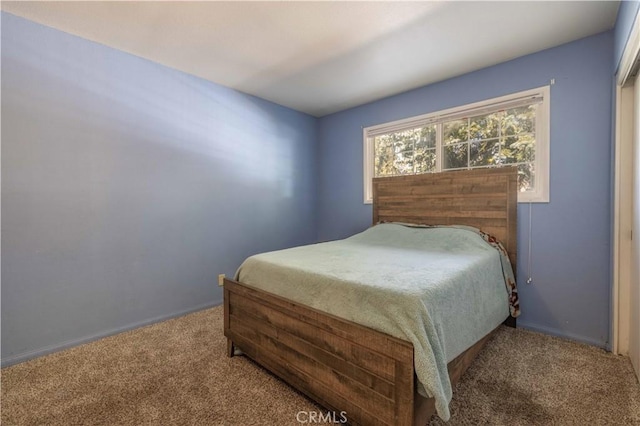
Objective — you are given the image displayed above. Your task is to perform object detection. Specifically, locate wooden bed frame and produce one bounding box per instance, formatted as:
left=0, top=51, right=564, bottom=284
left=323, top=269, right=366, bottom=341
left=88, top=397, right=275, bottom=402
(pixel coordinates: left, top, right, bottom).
left=224, top=167, right=518, bottom=425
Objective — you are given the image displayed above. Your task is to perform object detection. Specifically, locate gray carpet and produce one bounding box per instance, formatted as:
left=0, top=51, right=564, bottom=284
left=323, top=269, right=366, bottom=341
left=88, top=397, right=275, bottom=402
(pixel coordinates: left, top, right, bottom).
left=2, top=306, right=639, bottom=425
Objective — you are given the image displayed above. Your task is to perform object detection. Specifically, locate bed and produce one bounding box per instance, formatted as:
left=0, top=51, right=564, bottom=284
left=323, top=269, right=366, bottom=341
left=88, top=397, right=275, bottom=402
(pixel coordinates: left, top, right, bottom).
left=223, top=167, right=518, bottom=425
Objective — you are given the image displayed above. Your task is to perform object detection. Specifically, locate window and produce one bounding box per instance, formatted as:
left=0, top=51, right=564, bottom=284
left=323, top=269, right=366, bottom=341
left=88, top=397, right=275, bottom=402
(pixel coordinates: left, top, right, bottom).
left=363, top=86, right=550, bottom=203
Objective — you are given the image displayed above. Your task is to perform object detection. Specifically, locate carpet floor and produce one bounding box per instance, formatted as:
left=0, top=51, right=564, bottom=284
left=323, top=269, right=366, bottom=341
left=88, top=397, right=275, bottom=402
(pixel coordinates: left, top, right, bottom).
left=2, top=306, right=639, bottom=425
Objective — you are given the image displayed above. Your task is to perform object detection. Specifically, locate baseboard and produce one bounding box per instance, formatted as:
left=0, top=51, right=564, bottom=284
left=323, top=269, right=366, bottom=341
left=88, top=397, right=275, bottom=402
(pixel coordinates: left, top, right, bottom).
left=517, top=321, right=608, bottom=350
left=1, top=299, right=222, bottom=368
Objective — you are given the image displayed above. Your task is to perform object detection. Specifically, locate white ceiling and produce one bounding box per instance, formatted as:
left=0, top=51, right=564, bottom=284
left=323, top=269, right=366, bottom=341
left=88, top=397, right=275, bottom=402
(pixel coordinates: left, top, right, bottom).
left=1, top=1, right=619, bottom=117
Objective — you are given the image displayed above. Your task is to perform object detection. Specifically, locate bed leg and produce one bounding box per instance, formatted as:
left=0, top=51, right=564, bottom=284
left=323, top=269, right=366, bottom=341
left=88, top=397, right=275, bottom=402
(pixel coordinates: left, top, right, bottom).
left=503, top=316, right=516, bottom=328
left=227, top=339, right=235, bottom=358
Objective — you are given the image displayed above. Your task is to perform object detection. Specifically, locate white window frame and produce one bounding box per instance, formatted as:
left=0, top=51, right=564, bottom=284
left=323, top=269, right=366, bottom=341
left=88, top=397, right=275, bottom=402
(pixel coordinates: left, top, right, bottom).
left=363, top=86, right=550, bottom=204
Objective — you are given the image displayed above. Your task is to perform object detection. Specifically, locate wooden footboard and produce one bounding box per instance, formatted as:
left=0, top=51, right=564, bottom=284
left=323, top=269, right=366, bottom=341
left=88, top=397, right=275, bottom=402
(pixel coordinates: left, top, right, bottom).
left=224, top=278, right=504, bottom=426
left=224, top=278, right=415, bottom=425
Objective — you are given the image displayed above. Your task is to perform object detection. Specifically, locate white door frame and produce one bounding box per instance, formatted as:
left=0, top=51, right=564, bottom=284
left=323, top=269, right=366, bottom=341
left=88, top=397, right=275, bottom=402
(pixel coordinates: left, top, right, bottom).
left=613, top=8, right=640, bottom=356
left=613, top=84, right=633, bottom=355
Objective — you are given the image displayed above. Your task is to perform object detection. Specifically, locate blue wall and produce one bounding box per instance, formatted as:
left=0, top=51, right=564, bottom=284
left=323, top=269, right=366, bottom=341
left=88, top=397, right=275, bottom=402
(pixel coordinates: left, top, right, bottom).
left=317, top=32, right=614, bottom=348
left=1, top=10, right=621, bottom=364
left=614, top=0, right=640, bottom=71
left=1, top=13, right=318, bottom=365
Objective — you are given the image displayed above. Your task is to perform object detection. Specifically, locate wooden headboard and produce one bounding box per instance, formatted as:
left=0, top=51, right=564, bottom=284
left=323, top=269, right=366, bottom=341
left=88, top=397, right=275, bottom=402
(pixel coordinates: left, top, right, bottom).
left=372, top=167, right=518, bottom=272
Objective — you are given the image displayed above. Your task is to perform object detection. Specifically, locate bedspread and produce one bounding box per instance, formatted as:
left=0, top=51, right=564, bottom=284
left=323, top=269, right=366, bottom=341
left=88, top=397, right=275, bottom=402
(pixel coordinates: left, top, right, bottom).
left=236, top=223, right=516, bottom=420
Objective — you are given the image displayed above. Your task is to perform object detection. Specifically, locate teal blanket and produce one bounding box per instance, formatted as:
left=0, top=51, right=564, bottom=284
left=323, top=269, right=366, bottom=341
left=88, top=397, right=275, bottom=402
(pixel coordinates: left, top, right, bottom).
left=236, top=223, right=513, bottom=420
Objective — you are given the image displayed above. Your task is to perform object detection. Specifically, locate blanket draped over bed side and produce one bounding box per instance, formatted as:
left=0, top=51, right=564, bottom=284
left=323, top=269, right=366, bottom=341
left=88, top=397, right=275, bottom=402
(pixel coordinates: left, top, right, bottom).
left=236, top=223, right=516, bottom=421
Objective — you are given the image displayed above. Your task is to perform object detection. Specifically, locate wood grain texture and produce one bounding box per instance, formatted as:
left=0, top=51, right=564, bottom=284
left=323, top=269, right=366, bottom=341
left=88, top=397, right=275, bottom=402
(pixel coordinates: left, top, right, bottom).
left=223, top=286, right=234, bottom=358
left=224, top=278, right=414, bottom=426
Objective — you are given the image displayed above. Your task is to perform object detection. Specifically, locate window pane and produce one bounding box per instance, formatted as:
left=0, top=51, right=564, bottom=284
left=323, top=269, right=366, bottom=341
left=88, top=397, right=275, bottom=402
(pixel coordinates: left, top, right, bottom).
left=517, top=163, right=535, bottom=192
left=374, top=135, right=396, bottom=176
left=418, top=125, right=437, bottom=149
left=443, top=143, right=468, bottom=169
left=503, top=105, right=535, bottom=136
left=374, top=134, right=415, bottom=176
left=443, top=119, right=468, bottom=144
left=503, top=133, right=535, bottom=164
left=394, top=143, right=414, bottom=174
left=470, top=139, right=500, bottom=167
left=415, top=148, right=436, bottom=173
left=374, top=125, right=436, bottom=177
left=469, top=112, right=502, bottom=140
